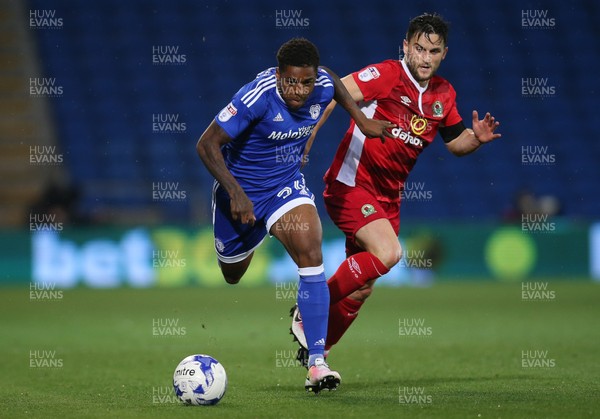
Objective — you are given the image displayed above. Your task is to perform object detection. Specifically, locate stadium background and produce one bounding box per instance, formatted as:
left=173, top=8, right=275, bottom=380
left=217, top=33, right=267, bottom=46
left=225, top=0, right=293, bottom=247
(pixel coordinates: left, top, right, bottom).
left=1, top=0, right=599, bottom=286
left=2, top=1, right=600, bottom=417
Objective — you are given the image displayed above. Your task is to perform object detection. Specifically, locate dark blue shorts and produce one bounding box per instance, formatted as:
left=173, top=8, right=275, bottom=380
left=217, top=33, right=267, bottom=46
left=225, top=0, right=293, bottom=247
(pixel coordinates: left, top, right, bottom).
left=212, top=173, right=315, bottom=263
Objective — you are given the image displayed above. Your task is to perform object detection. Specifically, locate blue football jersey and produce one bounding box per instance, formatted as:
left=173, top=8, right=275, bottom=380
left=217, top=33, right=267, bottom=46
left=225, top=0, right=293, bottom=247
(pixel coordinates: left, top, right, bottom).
left=214, top=67, right=334, bottom=196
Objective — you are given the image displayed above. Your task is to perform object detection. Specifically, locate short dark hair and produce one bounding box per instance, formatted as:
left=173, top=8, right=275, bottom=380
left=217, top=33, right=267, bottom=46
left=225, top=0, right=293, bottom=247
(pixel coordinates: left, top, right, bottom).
left=276, top=37, right=320, bottom=71
left=406, top=13, right=450, bottom=46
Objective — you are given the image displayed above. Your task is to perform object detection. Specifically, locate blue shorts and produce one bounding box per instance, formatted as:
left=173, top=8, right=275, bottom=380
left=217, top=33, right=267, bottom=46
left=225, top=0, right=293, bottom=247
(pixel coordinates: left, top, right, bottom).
left=212, top=173, right=315, bottom=263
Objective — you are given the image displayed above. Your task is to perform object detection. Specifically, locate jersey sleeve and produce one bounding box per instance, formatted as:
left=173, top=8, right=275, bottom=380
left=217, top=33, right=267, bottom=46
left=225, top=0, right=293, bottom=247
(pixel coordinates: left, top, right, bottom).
left=351, top=61, right=398, bottom=102
left=316, top=68, right=335, bottom=103
left=441, top=83, right=462, bottom=127
left=215, top=88, right=264, bottom=140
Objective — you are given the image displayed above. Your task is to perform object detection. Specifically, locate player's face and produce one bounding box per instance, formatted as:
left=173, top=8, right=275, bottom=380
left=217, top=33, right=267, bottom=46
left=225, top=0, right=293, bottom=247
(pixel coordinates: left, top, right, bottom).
left=403, top=33, right=447, bottom=85
left=276, top=65, right=317, bottom=110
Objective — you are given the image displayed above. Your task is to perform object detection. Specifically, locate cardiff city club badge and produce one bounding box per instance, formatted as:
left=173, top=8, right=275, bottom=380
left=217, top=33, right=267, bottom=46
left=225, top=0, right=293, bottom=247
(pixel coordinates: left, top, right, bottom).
left=309, top=104, right=321, bottom=120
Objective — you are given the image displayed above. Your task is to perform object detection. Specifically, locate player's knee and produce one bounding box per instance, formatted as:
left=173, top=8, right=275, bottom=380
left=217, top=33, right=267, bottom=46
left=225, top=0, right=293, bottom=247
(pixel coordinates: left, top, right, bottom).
left=296, top=247, right=323, bottom=268
left=376, top=243, right=402, bottom=269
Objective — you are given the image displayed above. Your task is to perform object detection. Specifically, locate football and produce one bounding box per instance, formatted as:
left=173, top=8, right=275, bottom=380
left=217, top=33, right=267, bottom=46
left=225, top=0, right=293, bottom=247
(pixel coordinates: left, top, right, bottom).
left=172, top=354, right=228, bottom=406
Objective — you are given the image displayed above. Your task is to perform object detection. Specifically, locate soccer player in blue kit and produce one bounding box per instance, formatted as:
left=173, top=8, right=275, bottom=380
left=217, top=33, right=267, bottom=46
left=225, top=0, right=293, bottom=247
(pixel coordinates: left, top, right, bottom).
left=197, top=38, right=394, bottom=392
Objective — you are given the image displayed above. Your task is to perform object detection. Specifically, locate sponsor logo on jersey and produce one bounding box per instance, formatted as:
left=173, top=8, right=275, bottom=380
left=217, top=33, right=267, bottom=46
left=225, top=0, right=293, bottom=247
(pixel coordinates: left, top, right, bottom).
left=361, top=204, right=377, bottom=217
left=390, top=126, right=424, bottom=148
left=267, top=124, right=315, bottom=140
left=409, top=115, right=428, bottom=135
left=358, top=66, right=380, bottom=82
left=218, top=102, right=237, bottom=122
left=309, top=104, right=321, bottom=120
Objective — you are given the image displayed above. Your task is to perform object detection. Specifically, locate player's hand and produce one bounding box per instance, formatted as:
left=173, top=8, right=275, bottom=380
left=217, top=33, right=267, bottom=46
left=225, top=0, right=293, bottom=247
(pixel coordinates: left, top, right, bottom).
left=230, top=191, right=256, bottom=226
left=357, top=118, right=396, bottom=143
left=472, top=110, right=501, bottom=144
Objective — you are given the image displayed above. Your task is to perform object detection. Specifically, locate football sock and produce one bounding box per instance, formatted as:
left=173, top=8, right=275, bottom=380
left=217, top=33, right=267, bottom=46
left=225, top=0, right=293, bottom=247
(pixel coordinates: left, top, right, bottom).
left=308, top=354, right=324, bottom=366
left=327, top=252, right=389, bottom=304
left=325, top=297, right=364, bottom=350
left=297, top=265, right=329, bottom=364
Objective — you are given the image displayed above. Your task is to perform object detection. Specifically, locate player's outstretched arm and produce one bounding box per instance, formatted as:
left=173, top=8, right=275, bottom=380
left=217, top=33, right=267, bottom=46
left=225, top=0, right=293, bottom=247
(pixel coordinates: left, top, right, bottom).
left=321, top=66, right=395, bottom=141
left=446, top=110, right=501, bottom=157
left=197, top=121, right=256, bottom=225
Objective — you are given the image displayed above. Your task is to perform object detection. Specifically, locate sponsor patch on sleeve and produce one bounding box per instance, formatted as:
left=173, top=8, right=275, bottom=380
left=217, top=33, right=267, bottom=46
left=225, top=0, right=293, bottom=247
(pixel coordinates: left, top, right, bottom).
left=217, top=102, right=238, bottom=122
left=358, top=66, right=380, bottom=82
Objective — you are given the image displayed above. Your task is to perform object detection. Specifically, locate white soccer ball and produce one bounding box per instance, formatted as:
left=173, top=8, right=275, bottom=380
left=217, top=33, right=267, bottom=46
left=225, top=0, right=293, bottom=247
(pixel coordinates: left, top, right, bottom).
left=172, top=354, right=227, bottom=406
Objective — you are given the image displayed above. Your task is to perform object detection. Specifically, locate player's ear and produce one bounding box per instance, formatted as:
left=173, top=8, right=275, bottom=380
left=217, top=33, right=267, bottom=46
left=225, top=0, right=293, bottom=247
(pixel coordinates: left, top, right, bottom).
left=402, top=39, right=409, bottom=57
left=441, top=46, right=448, bottom=60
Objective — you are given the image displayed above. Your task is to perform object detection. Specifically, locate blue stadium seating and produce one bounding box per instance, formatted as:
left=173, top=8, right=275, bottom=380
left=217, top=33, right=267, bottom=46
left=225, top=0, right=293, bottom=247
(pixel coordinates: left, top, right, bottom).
left=28, top=0, right=600, bottom=223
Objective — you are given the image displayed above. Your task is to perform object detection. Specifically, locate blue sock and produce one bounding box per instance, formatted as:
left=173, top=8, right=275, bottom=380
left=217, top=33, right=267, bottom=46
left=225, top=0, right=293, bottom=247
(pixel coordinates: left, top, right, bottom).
left=297, top=265, right=329, bottom=365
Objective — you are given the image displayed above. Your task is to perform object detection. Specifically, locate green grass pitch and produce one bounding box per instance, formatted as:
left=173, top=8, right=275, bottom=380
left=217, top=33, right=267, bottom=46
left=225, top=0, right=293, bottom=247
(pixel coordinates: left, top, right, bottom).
left=1, top=281, right=599, bottom=418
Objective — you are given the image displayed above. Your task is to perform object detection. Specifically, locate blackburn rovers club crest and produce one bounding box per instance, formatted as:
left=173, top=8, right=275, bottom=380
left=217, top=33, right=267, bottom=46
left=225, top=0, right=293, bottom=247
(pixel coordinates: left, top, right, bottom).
left=309, top=104, right=321, bottom=120
left=410, top=114, right=428, bottom=135
left=361, top=204, right=377, bottom=217
left=432, top=100, right=443, bottom=117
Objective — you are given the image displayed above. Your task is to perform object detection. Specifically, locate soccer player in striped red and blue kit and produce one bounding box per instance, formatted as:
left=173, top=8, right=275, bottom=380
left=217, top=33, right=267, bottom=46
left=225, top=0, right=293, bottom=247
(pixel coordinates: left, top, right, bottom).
left=197, top=38, right=394, bottom=392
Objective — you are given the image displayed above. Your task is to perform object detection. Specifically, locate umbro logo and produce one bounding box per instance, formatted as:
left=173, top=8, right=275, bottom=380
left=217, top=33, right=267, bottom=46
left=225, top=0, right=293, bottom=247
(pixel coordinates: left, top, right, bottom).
left=401, top=96, right=412, bottom=105
left=273, top=112, right=284, bottom=122
left=350, top=257, right=362, bottom=275
left=314, top=338, right=325, bottom=346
